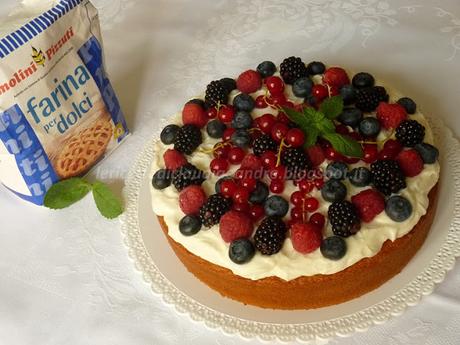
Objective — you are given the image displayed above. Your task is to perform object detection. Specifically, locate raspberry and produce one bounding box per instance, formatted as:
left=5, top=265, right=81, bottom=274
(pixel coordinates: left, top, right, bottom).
left=240, top=153, right=263, bottom=172
left=219, top=210, right=254, bottom=243
left=163, top=149, right=187, bottom=171
left=396, top=149, right=424, bottom=177
left=376, top=102, right=407, bottom=129
left=179, top=185, right=207, bottom=215
left=182, top=103, right=207, bottom=128
left=323, top=67, right=350, bottom=88
left=306, top=145, right=325, bottom=167
left=291, top=222, right=322, bottom=254
left=236, top=70, right=262, bottom=94
left=351, top=189, right=385, bottom=222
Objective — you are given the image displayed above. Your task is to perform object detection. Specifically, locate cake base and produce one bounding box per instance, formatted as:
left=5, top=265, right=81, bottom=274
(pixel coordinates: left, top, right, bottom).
left=158, top=185, right=438, bottom=310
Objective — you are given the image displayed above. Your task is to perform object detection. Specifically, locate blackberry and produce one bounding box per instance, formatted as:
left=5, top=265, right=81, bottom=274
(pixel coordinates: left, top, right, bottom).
left=199, top=193, right=232, bottom=227
left=254, top=216, right=287, bottom=255
left=355, top=86, right=389, bottom=112
left=172, top=163, right=205, bottom=191
left=219, top=77, right=236, bottom=94
left=252, top=134, right=278, bottom=156
left=395, top=120, right=425, bottom=147
left=280, top=147, right=311, bottom=179
left=205, top=80, right=228, bottom=108
left=174, top=124, right=202, bottom=154
left=328, top=201, right=361, bottom=238
left=370, top=160, right=406, bottom=196
left=280, top=56, right=308, bottom=84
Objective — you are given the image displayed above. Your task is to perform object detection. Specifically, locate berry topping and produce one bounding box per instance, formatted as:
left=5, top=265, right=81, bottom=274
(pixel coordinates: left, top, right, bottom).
left=172, top=163, right=205, bottom=191
left=323, top=67, right=350, bottom=88
left=292, top=77, right=313, bottom=98
left=182, top=103, right=207, bottom=128
left=264, top=195, right=289, bottom=217
left=160, top=124, right=180, bottom=145
left=163, top=149, right=187, bottom=171
left=174, top=124, right=202, bottom=155
left=232, top=111, right=253, bottom=129
left=385, top=195, right=412, bottom=222
left=236, top=69, right=262, bottom=94
left=229, top=239, right=256, bottom=264
left=306, top=61, right=326, bottom=75
left=206, top=119, right=226, bottom=138
left=396, top=149, right=424, bottom=177
left=179, top=185, right=207, bottom=215
left=338, top=107, right=363, bottom=127
left=359, top=117, right=381, bottom=137
left=320, top=236, right=347, bottom=260
left=321, top=179, right=347, bottom=202
left=352, top=72, right=375, bottom=89
left=328, top=200, right=361, bottom=237
left=257, top=60, right=277, bottom=78
left=254, top=216, right=287, bottom=255
left=415, top=143, right=439, bottom=164
left=280, top=56, right=308, bottom=84
left=348, top=167, right=372, bottom=187
left=395, top=120, right=425, bottom=147
left=370, top=160, right=406, bottom=196
left=355, top=86, right=389, bottom=112
left=199, top=193, right=232, bottom=227
left=397, top=97, right=417, bottom=114
left=152, top=169, right=171, bottom=190
left=326, top=161, right=348, bottom=180
left=306, top=145, right=325, bottom=167
left=351, top=189, right=385, bottom=222
left=205, top=80, right=228, bottom=108
left=291, top=222, right=322, bottom=254
left=253, top=134, right=278, bottom=156
left=179, top=215, right=202, bottom=236
left=233, top=93, right=255, bottom=112
left=219, top=210, right=254, bottom=243
left=249, top=181, right=269, bottom=204
left=376, top=102, right=407, bottom=129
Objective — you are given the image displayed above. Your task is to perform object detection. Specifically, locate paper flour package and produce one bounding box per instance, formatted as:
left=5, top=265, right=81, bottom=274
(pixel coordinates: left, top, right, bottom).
left=0, top=0, right=129, bottom=205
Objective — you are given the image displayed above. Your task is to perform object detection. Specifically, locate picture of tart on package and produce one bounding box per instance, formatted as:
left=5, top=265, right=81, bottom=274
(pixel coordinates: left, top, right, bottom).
left=0, top=0, right=129, bottom=205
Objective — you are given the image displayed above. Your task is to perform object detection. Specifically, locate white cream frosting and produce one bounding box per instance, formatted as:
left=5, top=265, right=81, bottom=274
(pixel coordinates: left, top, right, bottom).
left=150, top=79, right=440, bottom=281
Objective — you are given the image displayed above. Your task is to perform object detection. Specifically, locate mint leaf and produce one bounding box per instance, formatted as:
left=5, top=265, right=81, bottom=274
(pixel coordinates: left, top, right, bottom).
left=304, top=127, right=319, bottom=148
left=92, top=181, right=124, bottom=219
left=283, top=107, right=313, bottom=129
left=322, top=132, right=364, bottom=158
left=319, top=96, right=344, bottom=119
left=44, top=178, right=92, bottom=209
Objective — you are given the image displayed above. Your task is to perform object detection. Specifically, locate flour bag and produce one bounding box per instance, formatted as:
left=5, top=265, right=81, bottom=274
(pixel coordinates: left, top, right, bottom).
left=0, top=0, right=129, bottom=205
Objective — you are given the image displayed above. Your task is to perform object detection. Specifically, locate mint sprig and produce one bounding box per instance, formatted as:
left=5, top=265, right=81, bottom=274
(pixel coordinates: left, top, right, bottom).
left=282, top=96, right=363, bottom=158
left=44, top=177, right=124, bottom=219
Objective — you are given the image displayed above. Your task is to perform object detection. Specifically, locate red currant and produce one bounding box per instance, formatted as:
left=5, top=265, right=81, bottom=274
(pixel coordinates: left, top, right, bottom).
left=328, top=85, right=340, bottom=96
left=265, top=76, right=284, bottom=96
left=240, top=177, right=257, bottom=192
left=304, top=197, right=319, bottom=212
left=335, top=124, right=349, bottom=135
left=379, top=139, right=402, bottom=160
left=313, top=178, right=324, bottom=190
left=290, top=207, right=304, bottom=221
left=362, top=143, right=378, bottom=164
left=206, top=107, right=217, bottom=119
left=298, top=179, right=314, bottom=193
left=232, top=201, right=250, bottom=214
left=255, top=95, right=268, bottom=108
left=286, top=128, right=305, bottom=147
left=234, top=168, right=248, bottom=180
left=228, top=147, right=245, bottom=164
left=276, top=111, right=290, bottom=124
left=312, top=84, right=328, bottom=101
left=210, top=158, right=229, bottom=176
left=233, top=187, right=250, bottom=204
left=290, top=191, right=305, bottom=206
left=270, top=122, right=289, bottom=142
left=218, top=105, right=235, bottom=123
left=222, top=128, right=235, bottom=141
left=323, top=147, right=345, bottom=161
left=220, top=179, right=237, bottom=198
left=268, top=94, right=287, bottom=107
left=269, top=165, right=286, bottom=180
left=261, top=151, right=277, bottom=170
left=257, top=113, right=276, bottom=134
left=309, top=213, right=325, bottom=229
left=269, top=179, right=285, bottom=194
left=213, top=143, right=230, bottom=159
left=249, top=204, right=265, bottom=221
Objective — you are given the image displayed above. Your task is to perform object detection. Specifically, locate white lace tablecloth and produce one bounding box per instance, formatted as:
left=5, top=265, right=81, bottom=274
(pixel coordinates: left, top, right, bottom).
left=1, top=1, right=460, bottom=344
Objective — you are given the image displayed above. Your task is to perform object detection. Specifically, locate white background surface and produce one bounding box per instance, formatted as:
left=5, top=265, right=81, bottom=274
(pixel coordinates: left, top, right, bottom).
left=0, top=1, right=459, bottom=344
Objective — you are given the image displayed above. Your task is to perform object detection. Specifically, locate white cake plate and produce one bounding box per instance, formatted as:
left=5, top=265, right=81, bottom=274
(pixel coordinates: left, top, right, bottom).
left=121, top=117, right=460, bottom=344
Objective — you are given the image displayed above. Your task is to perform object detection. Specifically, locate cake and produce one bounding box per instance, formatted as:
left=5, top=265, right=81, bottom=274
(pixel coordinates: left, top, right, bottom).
left=150, top=58, right=440, bottom=310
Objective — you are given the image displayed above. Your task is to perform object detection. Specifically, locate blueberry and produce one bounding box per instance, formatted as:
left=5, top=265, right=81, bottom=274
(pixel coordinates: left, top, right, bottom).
left=385, top=196, right=412, bottom=222
left=264, top=195, right=289, bottom=217
left=352, top=72, right=375, bottom=89
left=233, top=93, right=255, bottom=112
left=215, top=176, right=233, bottom=193
left=415, top=143, right=438, bottom=164
left=186, top=98, right=205, bottom=107
left=257, top=61, right=277, bottom=78
left=219, top=78, right=236, bottom=94
left=321, top=180, right=347, bottom=202
left=231, top=129, right=251, bottom=148
left=206, top=119, right=226, bottom=138
left=152, top=169, right=172, bottom=190
left=397, top=97, right=417, bottom=114
left=320, top=236, right=347, bottom=260
left=232, top=111, right=253, bottom=129
left=348, top=167, right=372, bottom=187
left=179, top=215, right=202, bottom=236
left=326, top=161, right=348, bottom=180
left=359, top=117, right=381, bottom=137
left=340, top=84, right=356, bottom=105
left=292, top=77, right=313, bottom=98
left=306, top=61, right=326, bottom=75
left=249, top=181, right=269, bottom=204
left=306, top=94, right=317, bottom=106
left=338, top=107, right=363, bottom=128
left=229, top=239, right=255, bottom=264
left=160, top=124, right=180, bottom=145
